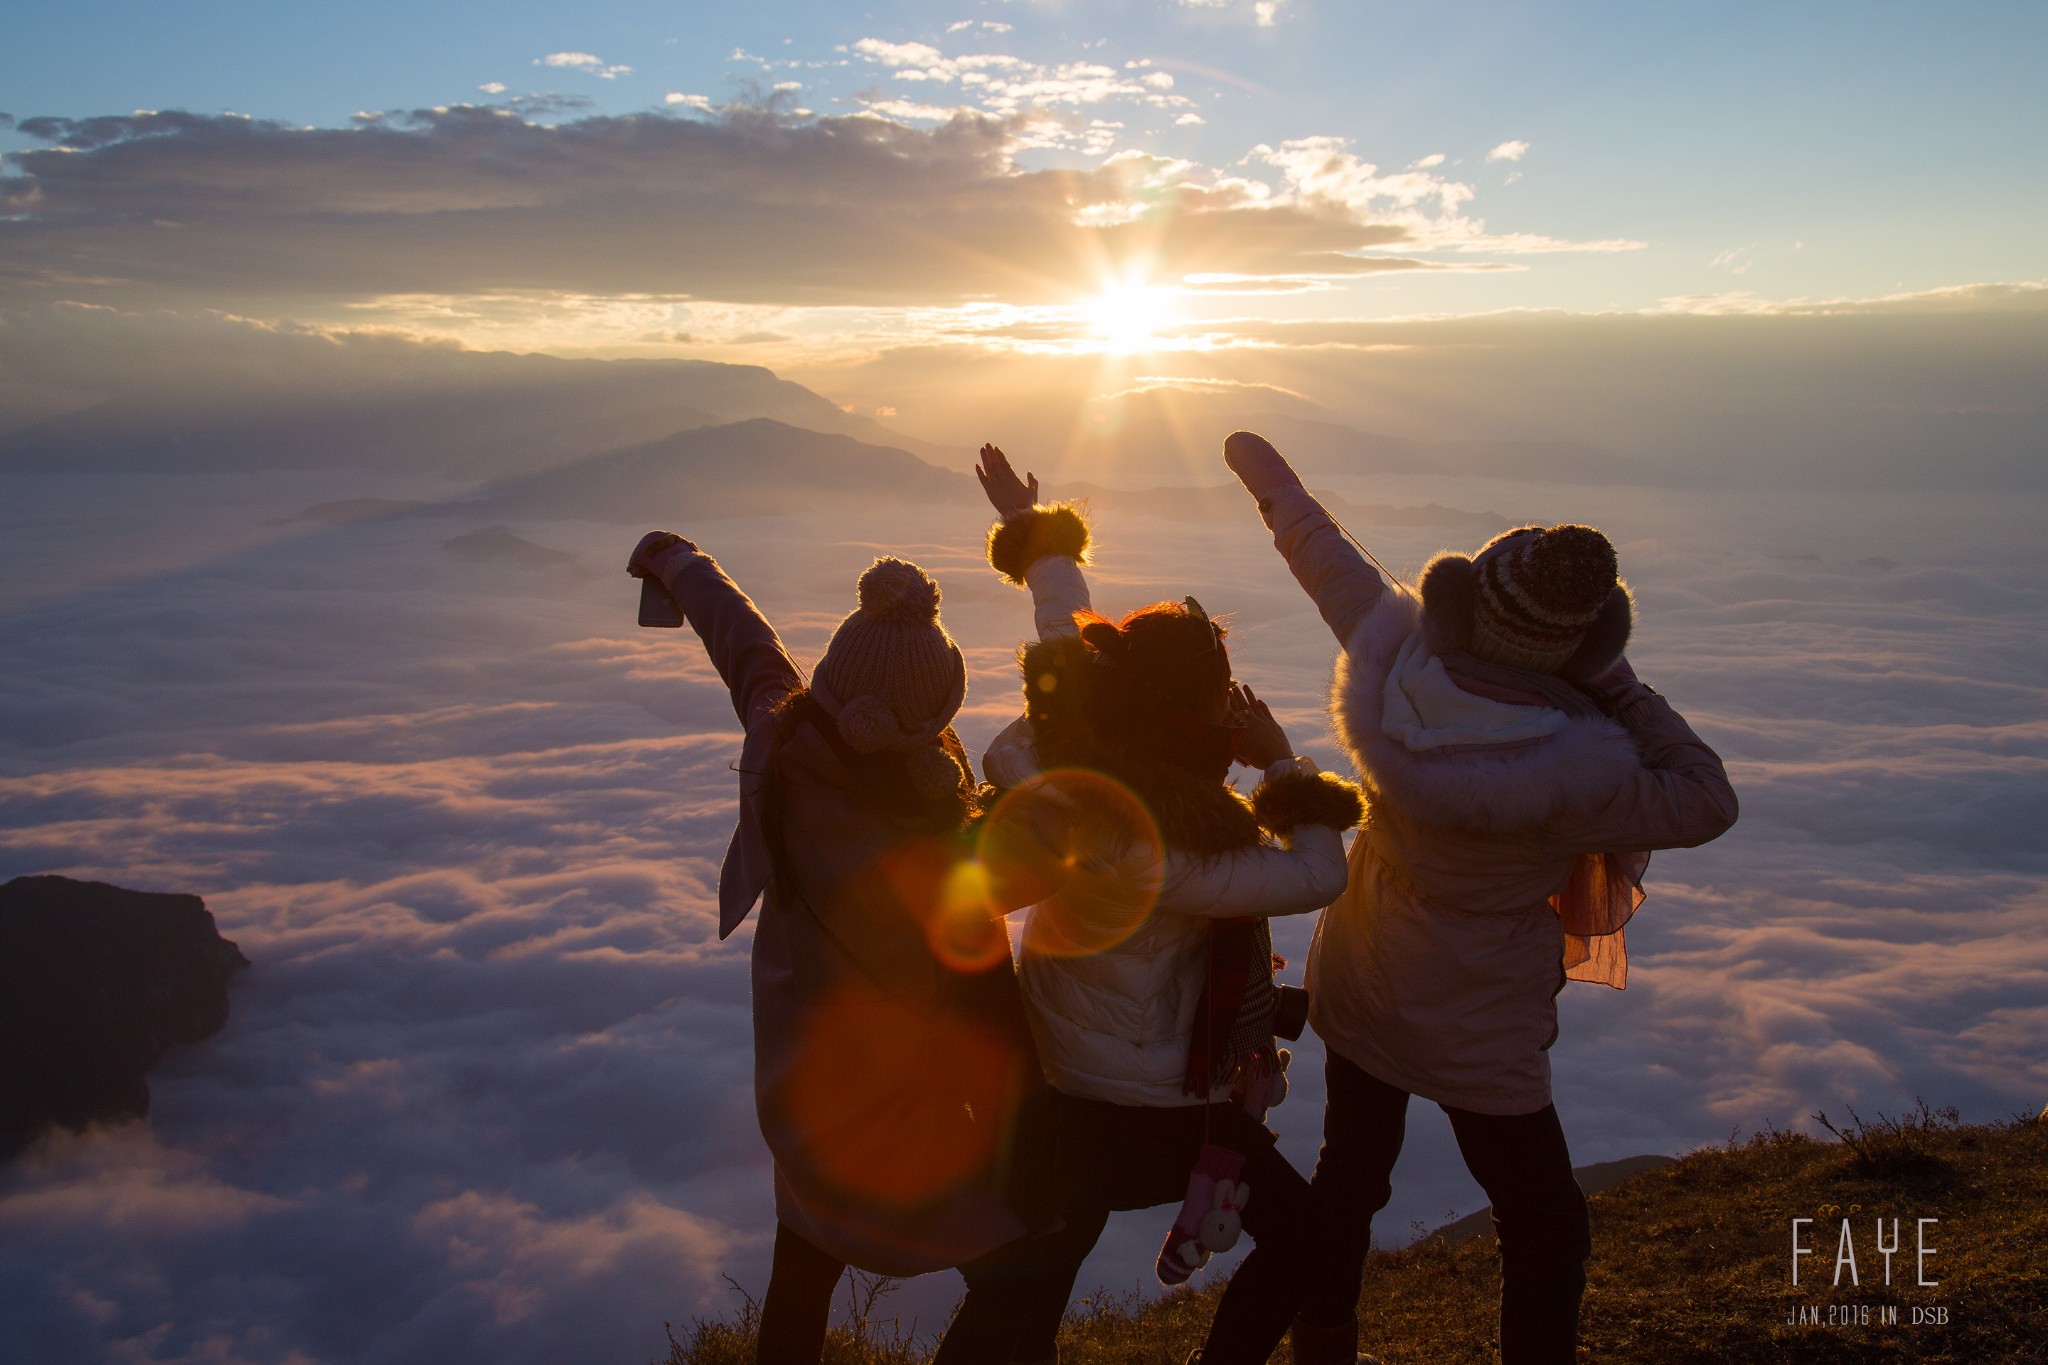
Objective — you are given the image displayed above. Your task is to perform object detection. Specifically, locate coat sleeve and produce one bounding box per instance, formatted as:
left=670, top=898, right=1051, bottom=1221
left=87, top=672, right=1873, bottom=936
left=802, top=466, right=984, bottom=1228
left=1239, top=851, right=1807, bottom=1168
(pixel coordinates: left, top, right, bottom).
left=1549, top=689, right=1740, bottom=853
left=1023, top=554, right=1092, bottom=641
left=658, top=545, right=805, bottom=731
left=1150, top=759, right=1351, bottom=920
left=1255, top=484, right=1392, bottom=646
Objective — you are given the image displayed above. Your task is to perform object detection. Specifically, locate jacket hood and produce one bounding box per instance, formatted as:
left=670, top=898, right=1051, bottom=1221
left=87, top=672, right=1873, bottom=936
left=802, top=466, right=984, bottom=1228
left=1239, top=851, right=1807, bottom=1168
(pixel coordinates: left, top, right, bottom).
left=1331, top=591, right=1643, bottom=833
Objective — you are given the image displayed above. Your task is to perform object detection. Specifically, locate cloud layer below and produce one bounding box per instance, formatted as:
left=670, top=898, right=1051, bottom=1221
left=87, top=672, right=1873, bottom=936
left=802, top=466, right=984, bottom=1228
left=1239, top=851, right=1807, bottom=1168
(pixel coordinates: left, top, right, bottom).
left=1, top=429, right=2043, bottom=1361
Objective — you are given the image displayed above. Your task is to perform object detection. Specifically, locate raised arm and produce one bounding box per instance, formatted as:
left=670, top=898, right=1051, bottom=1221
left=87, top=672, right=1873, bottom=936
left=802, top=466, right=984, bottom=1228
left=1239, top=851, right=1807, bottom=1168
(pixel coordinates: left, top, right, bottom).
left=979, top=442, right=1092, bottom=640
left=1549, top=664, right=1739, bottom=854
left=628, top=532, right=803, bottom=731
left=1153, top=759, right=1362, bottom=918
left=1223, top=430, right=1390, bottom=645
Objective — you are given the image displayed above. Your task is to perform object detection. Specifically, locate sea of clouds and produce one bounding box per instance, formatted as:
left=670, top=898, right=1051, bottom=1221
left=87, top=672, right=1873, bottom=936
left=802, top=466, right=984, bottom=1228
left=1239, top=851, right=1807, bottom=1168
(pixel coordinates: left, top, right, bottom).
left=1, top=453, right=2043, bottom=1363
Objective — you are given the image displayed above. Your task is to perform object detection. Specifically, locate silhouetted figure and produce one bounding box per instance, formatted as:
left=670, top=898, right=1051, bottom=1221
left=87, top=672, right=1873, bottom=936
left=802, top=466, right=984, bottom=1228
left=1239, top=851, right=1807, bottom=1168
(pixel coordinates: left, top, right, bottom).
left=1224, top=431, right=1738, bottom=1365
left=626, top=534, right=1047, bottom=1365
left=964, top=445, right=1364, bottom=1365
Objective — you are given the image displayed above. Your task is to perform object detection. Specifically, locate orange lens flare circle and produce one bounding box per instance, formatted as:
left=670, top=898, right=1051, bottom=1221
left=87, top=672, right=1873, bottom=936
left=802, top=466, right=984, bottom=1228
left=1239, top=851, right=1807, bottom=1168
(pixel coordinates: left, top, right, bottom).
left=779, top=985, right=1020, bottom=1209
left=877, top=837, right=1014, bottom=975
left=977, top=767, right=1164, bottom=958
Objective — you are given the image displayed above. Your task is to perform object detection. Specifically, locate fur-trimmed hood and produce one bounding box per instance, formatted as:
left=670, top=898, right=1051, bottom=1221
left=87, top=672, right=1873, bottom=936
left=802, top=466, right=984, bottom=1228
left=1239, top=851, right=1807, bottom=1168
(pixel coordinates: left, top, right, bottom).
left=1332, top=591, right=1643, bottom=834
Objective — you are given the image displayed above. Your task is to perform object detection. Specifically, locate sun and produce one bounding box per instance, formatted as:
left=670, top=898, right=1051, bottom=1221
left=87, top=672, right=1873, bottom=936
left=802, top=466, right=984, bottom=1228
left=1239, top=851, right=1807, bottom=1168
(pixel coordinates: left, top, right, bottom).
left=1080, top=274, right=1178, bottom=354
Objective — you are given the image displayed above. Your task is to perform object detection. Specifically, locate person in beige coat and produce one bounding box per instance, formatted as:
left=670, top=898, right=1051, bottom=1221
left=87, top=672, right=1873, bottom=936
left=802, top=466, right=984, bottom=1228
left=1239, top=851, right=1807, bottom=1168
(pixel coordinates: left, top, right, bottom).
left=1220, top=431, right=1739, bottom=1365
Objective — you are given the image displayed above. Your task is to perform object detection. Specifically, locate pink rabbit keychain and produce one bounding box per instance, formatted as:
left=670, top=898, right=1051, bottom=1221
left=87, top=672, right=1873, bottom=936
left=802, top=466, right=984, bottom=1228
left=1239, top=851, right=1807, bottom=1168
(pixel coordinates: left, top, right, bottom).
left=1156, top=1143, right=1249, bottom=1284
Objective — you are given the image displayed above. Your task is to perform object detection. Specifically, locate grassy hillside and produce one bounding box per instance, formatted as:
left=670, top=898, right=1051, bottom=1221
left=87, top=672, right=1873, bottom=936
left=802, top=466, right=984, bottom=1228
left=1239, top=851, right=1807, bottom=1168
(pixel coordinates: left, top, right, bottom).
left=659, top=1107, right=2046, bottom=1364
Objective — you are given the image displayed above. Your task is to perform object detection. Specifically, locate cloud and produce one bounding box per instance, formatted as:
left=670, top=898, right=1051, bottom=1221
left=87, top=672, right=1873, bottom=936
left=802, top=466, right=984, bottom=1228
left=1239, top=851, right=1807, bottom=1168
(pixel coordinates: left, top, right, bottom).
left=1711, top=245, right=1755, bottom=274
left=1247, top=136, right=1640, bottom=253
left=478, top=83, right=507, bottom=95
left=1179, top=0, right=1288, bottom=23
left=1486, top=139, right=1529, bottom=162
left=848, top=36, right=1195, bottom=118
left=1, top=411, right=2043, bottom=1358
left=785, top=292, right=2048, bottom=489
left=535, top=52, right=632, bottom=80
left=0, top=107, right=1468, bottom=311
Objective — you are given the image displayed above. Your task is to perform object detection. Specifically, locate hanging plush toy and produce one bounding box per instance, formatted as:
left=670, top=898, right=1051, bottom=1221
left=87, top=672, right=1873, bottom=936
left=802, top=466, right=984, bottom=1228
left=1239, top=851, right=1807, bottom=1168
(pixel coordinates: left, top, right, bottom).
left=1156, top=1143, right=1251, bottom=1285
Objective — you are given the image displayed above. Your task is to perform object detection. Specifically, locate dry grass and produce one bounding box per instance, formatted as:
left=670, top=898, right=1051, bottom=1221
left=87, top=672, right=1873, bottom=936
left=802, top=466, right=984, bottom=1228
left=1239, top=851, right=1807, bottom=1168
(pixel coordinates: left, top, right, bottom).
left=659, top=1109, right=2048, bottom=1364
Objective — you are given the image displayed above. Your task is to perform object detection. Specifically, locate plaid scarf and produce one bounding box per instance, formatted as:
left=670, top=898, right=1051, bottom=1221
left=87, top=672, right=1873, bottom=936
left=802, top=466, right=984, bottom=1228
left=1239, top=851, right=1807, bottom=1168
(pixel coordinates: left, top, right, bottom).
left=1182, top=917, right=1279, bottom=1096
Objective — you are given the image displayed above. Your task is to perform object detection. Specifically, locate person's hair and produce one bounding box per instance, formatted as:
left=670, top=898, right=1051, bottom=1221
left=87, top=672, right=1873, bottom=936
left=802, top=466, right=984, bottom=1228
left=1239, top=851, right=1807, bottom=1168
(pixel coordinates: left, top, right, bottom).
left=1021, top=601, right=1234, bottom=778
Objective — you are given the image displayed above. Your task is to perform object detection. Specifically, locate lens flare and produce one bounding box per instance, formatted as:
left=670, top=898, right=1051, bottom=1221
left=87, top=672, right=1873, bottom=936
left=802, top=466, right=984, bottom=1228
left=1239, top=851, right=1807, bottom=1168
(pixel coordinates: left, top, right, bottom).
left=978, top=768, right=1164, bottom=957
left=877, top=837, right=1014, bottom=974
left=778, top=984, right=1021, bottom=1208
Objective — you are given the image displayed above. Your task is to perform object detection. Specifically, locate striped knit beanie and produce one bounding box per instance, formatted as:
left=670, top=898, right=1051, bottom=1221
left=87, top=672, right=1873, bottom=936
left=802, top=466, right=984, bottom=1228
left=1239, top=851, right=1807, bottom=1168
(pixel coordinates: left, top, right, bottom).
left=1467, top=525, right=1619, bottom=674
left=810, top=557, right=968, bottom=753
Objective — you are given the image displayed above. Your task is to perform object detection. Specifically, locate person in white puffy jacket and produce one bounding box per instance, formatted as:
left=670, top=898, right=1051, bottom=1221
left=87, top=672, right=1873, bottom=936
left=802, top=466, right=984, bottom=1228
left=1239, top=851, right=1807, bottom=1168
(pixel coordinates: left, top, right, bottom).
left=1221, top=430, right=1739, bottom=1365
left=970, top=444, right=1366, bottom=1365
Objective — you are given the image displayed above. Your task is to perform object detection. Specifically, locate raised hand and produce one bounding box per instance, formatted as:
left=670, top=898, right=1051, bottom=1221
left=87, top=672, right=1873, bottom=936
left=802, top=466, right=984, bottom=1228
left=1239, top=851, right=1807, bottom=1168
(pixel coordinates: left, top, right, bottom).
left=627, top=530, right=695, bottom=581
left=976, top=442, right=1041, bottom=517
left=1231, top=683, right=1293, bottom=769
left=1222, top=430, right=1305, bottom=501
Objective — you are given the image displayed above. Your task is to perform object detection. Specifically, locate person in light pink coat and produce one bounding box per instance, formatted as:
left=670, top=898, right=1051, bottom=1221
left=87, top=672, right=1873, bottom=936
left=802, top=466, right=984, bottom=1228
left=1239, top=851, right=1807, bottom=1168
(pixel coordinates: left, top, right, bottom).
left=1221, top=431, right=1739, bottom=1365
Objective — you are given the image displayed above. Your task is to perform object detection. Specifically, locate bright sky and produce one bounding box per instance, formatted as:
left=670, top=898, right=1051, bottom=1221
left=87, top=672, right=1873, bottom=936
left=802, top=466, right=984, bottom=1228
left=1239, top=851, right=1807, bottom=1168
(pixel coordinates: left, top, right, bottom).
left=3, top=0, right=2045, bottom=366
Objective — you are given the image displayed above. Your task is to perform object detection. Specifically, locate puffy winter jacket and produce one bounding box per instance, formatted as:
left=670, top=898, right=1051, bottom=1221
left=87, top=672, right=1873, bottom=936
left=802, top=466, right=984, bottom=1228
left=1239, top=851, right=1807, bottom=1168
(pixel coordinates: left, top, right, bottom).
left=1242, top=477, right=1740, bottom=1115
left=983, top=511, right=1354, bottom=1107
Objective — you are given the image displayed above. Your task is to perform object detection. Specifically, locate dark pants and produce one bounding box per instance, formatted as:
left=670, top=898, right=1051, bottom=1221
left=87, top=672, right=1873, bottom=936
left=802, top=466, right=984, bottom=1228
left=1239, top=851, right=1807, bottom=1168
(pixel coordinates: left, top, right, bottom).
left=996, top=1092, right=1343, bottom=1365
left=1306, top=1054, right=1591, bottom=1365
left=755, top=1222, right=1041, bottom=1365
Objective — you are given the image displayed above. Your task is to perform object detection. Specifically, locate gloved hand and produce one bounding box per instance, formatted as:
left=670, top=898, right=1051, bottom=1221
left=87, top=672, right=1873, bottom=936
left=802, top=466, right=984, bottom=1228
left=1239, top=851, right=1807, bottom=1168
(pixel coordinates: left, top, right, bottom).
left=1223, top=430, right=1304, bottom=501
left=627, top=530, right=698, bottom=586
left=1583, top=654, right=1649, bottom=714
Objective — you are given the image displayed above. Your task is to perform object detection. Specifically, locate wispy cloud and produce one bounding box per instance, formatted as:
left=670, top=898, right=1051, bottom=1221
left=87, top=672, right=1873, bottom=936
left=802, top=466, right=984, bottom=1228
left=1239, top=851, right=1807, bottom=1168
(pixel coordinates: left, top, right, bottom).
left=535, top=52, right=633, bottom=81
left=1179, top=0, right=1289, bottom=24
left=0, top=108, right=1461, bottom=312
left=1711, top=245, right=1755, bottom=274
left=1486, top=138, right=1529, bottom=162
left=848, top=36, right=1195, bottom=120
left=1248, top=136, right=1642, bottom=254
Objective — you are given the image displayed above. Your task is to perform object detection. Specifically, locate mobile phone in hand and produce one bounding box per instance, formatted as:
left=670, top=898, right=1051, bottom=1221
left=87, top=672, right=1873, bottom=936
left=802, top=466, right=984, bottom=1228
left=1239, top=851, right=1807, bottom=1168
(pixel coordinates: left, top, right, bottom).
left=637, top=575, right=684, bottom=628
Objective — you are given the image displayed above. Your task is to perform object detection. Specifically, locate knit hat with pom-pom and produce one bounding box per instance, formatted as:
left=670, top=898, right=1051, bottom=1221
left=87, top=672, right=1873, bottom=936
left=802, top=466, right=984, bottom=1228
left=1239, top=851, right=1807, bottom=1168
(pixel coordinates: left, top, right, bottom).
left=1468, top=525, right=1620, bottom=674
left=810, top=557, right=968, bottom=753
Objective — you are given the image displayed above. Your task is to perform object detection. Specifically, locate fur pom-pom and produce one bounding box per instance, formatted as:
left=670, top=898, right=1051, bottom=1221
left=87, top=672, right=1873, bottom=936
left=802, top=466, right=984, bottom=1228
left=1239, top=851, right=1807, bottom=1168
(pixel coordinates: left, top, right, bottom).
left=834, top=695, right=903, bottom=753
left=855, top=557, right=941, bottom=625
left=987, top=503, right=1090, bottom=585
left=905, top=742, right=969, bottom=800
left=1252, top=769, right=1366, bottom=835
left=1417, top=551, right=1477, bottom=654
